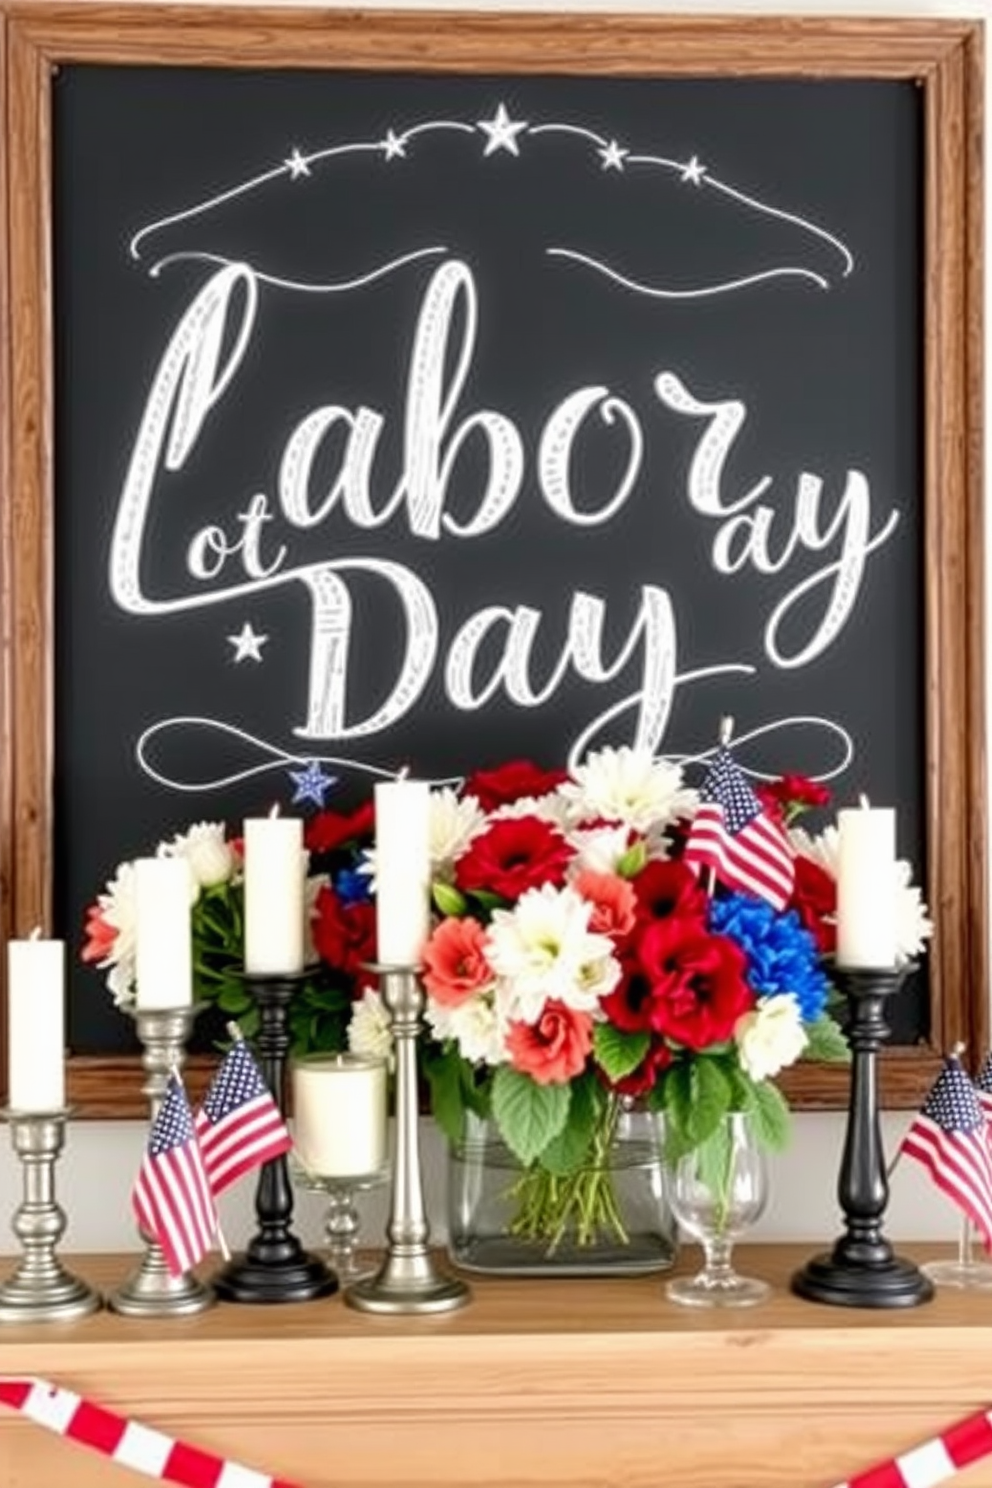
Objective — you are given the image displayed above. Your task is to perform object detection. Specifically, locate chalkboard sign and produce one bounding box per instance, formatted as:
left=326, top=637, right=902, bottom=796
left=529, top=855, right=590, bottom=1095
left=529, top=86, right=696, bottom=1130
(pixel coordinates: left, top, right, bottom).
left=0, top=10, right=984, bottom=1116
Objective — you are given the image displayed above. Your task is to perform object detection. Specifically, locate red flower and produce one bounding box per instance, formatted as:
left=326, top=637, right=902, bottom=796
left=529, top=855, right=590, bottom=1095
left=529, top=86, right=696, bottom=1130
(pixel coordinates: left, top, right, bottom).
left=631, top=859, right=707, bottom=927
left=791, top=854, right=837, bottom=955
left=81, top=904, right=117, bottom=965
left=423, top=918, right=494, bottom=1008
left=637, top=918, right=754, bottom=1051
left=601, top=954, right=657, bottom=1033
left=462, top=759, right=569, bottom=813
left=505, top=1001, right=593, bottom=1085
left=305, top=801, right=375, bottom=856
left=311, top=883, right=377, bottom=988
left=455, top=816, right=572, bottom=901
left=611, top=1040, right=673, bottom=1099
left=757, top=774, right=831, bottom=820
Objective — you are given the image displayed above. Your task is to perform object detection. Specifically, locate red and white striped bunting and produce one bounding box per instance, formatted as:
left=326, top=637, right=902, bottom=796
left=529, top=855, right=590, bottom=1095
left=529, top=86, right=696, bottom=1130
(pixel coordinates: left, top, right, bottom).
left=5, top=1372, right=992, bottom=1488
left=0, top=1376, right=304, bottom=1488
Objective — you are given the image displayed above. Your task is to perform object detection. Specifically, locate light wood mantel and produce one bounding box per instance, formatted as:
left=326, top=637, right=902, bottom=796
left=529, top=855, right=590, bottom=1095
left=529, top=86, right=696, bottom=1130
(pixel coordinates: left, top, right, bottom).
left=2, top=1246, right=992, bottom=1488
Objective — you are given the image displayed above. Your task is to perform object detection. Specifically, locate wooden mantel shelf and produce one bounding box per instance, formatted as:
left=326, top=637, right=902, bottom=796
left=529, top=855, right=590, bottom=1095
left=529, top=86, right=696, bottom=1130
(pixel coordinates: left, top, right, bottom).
left=2, top=1246, right=992, bottom=1488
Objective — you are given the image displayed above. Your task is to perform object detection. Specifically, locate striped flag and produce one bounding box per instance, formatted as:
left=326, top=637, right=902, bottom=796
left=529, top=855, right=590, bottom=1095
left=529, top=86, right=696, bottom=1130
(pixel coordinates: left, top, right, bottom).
left=900, top=1056, right=992, bottom=1253
left=973, top=1051, right=992, bottom=1120
left=132, top=1073, right=218, bottom=1278
left=683, top=746, right=795, bottom=909
left=194, top=1038, right=292, bottom=1197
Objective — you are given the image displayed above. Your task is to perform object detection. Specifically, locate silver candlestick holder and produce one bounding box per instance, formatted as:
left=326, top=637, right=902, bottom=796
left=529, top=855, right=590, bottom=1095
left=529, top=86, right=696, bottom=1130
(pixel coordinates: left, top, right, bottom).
left=346, top=964, right=471, bottom=1315
left=109, top=1004, right=214, bottom=1317
left=0, top=1107, right=101, bottom=1323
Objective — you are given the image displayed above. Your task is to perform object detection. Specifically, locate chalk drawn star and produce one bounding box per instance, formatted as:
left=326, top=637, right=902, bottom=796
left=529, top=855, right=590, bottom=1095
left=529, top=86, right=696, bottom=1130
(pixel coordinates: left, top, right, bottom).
left=680, top=155, right=707, bottom=186
left=228, top=623, right=268, bottom=663
left=477, top=103, right=528, bottom=158
left=285, top=148, right=312, bottom=180
left=598, top=140, right=628, bottom=172
left=289, top=760, right=337, bottom=809
left=381, top=130, right=408, bottom=161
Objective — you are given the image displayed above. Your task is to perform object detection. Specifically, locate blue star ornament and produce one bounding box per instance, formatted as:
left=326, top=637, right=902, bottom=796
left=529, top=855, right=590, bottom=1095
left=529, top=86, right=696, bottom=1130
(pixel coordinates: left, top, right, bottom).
left=288, top=760, right=337, bottom=809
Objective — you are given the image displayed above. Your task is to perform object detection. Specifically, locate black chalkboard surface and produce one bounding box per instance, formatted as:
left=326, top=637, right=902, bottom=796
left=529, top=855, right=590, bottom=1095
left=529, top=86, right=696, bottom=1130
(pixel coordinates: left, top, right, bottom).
left=52, top=64, right=925, bottom=1055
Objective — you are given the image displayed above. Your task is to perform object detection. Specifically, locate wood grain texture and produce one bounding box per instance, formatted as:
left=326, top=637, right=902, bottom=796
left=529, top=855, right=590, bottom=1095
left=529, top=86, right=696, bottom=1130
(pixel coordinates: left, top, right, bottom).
left=2, top=1246, right=992, bottom=1488
left=0, top=8, right=984, bottom=1116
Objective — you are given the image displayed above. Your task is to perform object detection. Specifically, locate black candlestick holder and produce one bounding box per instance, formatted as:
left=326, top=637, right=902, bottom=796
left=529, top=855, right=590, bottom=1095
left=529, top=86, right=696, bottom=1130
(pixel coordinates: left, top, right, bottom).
left=792, top=964, right=933, bottom=1308
left=213, top=969, right=338, bottom=1304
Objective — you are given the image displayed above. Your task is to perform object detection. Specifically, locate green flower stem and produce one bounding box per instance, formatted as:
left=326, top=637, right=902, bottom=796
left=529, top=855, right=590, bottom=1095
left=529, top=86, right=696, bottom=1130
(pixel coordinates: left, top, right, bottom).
left=505, top=1098, right=629, bottom=1253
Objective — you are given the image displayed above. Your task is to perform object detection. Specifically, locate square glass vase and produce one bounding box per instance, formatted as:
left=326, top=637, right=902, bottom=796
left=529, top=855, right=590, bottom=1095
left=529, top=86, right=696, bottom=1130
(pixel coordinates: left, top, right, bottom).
left=447, top=1104, right=678, bottom=1278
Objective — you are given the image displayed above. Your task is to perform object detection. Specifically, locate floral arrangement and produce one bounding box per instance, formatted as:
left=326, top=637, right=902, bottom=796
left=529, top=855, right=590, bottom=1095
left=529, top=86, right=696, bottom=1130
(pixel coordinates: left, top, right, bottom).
left=82, top=746, right=932, bottom=1250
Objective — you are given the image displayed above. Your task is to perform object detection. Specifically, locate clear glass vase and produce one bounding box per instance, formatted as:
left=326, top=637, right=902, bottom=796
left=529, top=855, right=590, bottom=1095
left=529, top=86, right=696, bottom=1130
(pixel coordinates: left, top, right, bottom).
left=447, top=1103, right=678, bottom=1277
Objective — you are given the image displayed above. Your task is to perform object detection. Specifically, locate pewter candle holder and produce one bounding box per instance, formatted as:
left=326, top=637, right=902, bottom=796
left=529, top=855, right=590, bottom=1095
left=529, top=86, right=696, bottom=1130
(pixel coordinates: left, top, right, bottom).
left=109, top=1004, right=214, bottom=1317
left=347, top=964, right=471, bottom=1315
left=0, top=1107, right=101, bottom=1323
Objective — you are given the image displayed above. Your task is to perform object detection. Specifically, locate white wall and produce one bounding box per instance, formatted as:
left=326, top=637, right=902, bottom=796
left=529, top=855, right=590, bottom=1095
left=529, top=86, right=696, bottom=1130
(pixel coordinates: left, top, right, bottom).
left=1, top=0, right=987, bottom=1257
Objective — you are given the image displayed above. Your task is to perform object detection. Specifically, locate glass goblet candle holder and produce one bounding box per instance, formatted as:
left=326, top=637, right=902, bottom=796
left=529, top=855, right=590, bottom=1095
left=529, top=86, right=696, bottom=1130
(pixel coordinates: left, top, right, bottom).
left=293, top=1162, right=391, bottom=1282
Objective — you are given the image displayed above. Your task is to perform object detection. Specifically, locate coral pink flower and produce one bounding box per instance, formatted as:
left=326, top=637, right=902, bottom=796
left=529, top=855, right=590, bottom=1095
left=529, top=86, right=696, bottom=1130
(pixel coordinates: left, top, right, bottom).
left=80, top=904, right=117, bottom=965
left=505, top=1000, right=593, bottom=1085
left=423, top=917, right=494, bottom=1008
left=572, top=869, right=637, bottom=940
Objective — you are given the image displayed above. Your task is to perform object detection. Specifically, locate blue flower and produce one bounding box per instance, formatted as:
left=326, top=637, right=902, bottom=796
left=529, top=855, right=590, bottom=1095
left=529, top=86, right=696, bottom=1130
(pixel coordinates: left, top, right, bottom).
left=707, top=893, right=829, bottom=1022
left=334, top=867, right=372, bottom=907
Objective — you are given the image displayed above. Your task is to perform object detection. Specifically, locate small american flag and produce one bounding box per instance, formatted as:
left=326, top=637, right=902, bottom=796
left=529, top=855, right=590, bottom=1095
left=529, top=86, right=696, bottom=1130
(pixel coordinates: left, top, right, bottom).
left=195, top=1038, right=292, bottom=1196
left=132, top=1073, right=219, bottom=1278
left=973, top=1051, right=992, bottom=1121
left=683, top=747, right=795, bottom=909
left=900, top=1056, right=992, bottom=1253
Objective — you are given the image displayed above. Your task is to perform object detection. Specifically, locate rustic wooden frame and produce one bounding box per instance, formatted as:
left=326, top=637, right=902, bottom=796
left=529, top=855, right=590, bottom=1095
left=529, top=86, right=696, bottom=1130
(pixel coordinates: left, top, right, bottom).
left=0, top=7, right=984, bottom=1117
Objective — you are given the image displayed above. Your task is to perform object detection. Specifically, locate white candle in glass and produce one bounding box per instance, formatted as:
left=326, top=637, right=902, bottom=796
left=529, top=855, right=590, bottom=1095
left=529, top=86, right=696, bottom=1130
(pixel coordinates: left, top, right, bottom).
left=244, top=809, right=305, bottom=975
left=292, top=1054, right=388, bottom=1177
left=836, top=798, right=898, bottom=968
left=7, top=929, right=65, bottom=1111
left=134, top=856, right=194, bottom=1009
left=374, top=778, right=431, bottom=965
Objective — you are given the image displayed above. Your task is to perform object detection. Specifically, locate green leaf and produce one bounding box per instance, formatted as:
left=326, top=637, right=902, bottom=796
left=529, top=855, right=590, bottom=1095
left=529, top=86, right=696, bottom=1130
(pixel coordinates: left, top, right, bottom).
left=539, top=1074, right=603, bottom=1175
left=216, top=984, right=252, bottom=1014
left=658, top=1061, right=695, bottom=1162
left=803, top=1014, right=851, bottom=1063
left=615, top=840, right=648, bottom=879
left=748, top=1080, right=792, bottom=1153
left=470, top=888, right=511, bottom=912
left=491, top=1066, right=570, bottom=1166
left=593, top=1024, right=650, bottom=1082
left=686, top=1058, right=733, bottom=1146
left=423, top=1045, right=470, bottom=1146
left=696, top=1119, right=734, bottom=1208
left=432, top=881, right=468, bottom=917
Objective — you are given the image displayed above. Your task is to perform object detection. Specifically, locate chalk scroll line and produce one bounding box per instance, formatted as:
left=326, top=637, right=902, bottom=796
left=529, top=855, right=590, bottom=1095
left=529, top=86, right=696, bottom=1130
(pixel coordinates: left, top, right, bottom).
left=148, top=246, right=449, bottom=295
left=128, top=107, right=854, bottom=300
left=136, top=716, right=464, bottom=793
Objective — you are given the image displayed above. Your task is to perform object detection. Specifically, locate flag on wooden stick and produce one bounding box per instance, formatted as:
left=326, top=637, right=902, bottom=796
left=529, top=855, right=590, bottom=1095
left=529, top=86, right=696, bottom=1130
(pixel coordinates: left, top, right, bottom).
left=683, top=745, right=795, bottom=909
left=132, top=1072, right=219, bottom=1277
left=899, top=1055, right=992, bottom=1253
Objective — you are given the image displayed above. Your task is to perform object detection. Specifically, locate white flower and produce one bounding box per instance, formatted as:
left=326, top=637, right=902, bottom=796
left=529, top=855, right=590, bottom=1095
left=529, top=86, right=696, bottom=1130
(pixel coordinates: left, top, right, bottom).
left=490, top=793, right=573, bottom=830
left=347, top=988, right=395, bottom=1069
left=790, top=825, right=934, bottom=966
left=427, top=994, right=508, bottom=1066
left=304, top=873, right=328, bottom=963
left=560, top=745, right=697, bottom=833
left=429, top=788, right=487, bottom=880
left=90, top=860, right=139, bottom=1005
left=485, top=882, right=618, bottom=1021
left=735, top=994, right=808, bottom=1082
left=160, top=821, right=237, bottom=891
left=566, top=824, right=633, bottom=875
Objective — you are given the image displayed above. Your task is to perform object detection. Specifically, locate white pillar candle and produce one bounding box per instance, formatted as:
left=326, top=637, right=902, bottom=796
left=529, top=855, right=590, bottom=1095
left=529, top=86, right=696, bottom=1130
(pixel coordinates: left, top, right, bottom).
left=292, top=1054, right=388, bottom=1178
left=7, top=930, right=65, bottom=1111
left=836, top=800, right=898, bottom=968
left=374, top=778, right=431, bottom=965
left=134, top=856, right=193, bottom=1009
left=244, top=810, right=305, bottom=975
